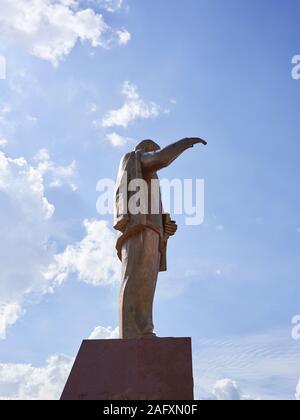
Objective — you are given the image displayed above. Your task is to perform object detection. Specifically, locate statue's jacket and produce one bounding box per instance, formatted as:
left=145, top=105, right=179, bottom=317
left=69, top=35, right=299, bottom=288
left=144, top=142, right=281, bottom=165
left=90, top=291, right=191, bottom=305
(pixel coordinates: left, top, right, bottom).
left=114, top=150, right=168, bottom=272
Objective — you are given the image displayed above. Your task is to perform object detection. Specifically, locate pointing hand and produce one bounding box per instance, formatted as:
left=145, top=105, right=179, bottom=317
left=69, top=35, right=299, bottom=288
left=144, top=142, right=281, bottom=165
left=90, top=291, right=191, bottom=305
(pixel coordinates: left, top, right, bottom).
left=184, top=137, right=207, bottom=147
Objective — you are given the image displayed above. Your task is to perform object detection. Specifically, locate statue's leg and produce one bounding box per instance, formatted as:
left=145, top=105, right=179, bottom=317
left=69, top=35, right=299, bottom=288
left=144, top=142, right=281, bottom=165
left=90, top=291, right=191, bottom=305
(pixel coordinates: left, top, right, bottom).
left=119, top=232, right=142, bottom=339
left=135, top=228, right=160, bottom=337
left=119, top=229, right=160, bottom=339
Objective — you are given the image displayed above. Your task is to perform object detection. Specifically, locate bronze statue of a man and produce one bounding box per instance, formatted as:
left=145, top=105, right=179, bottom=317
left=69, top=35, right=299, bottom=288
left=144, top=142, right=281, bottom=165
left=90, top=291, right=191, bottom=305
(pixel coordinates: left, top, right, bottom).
left=114, top=137, right=207, bottom=339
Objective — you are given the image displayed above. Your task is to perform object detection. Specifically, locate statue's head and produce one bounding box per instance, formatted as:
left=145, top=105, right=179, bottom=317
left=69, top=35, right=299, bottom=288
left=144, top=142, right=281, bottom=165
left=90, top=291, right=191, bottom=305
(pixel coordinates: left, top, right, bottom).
left=135, top=139, right=160, bottom=152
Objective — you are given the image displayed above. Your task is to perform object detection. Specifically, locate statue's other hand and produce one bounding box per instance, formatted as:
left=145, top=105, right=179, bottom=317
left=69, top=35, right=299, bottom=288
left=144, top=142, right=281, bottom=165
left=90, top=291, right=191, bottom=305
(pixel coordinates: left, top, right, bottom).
left=185, top=137, right=207, bottom=147
left=164, top=220, right=178, bottom=237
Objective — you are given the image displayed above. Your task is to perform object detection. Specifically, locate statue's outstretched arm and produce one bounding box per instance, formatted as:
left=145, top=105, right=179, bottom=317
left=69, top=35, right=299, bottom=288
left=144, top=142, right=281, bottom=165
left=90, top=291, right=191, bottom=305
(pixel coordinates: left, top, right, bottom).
left=141, top=137, right=207, bottom=172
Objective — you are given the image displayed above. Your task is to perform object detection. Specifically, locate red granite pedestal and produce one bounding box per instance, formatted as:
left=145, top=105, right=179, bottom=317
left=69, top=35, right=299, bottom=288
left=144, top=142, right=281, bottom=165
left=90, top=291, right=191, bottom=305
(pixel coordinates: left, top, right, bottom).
left=60, top=337, right=194, bottom=400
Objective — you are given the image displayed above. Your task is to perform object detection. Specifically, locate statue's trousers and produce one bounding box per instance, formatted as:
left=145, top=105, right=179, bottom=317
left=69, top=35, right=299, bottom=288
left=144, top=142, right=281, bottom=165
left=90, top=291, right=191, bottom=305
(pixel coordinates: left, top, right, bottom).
left=119, top=228, right=161, bottom=339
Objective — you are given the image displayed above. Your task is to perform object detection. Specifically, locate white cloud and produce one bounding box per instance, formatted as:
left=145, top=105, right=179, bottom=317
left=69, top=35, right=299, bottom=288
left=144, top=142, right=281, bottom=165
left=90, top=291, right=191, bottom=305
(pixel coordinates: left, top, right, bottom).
left=0, top=150, right=56, bottom=338
left=34, top=148, right=77, bottom=191
left=0, top=104, right=16, bottom=143
left=0, top=137, right=8, bottom=148
left=0, top=303, right=23, bottom=340
left=25, top=115, right=38, bottom=125
left=102, top=81, right=162, bottom=128
left=90, top=0, right=124, bottom=13
left=212, top=379, right=242, bottom=400
left=296, top=379, right=300, bottom=400
left=88, top=103, right=99, bottom=113
left=0, top=0, right=129, bottom=66
left=0, top=148, right=117, bottom=338
left=0, top=104, right=12, bottom=114
left=45, top=219, right=120, bottom=286
left=105, top=132, right=128, bottom=147
left=117, top=28, right=131, bottom=45
left=89, top=325, right=119, bottom=339
left=0, top=354, right=74, bottom=400
left=194, top=328, right=300, bottom=400
left=34, top=148, right=51, bottom=161
left=0, top=324, right=118, bottom=399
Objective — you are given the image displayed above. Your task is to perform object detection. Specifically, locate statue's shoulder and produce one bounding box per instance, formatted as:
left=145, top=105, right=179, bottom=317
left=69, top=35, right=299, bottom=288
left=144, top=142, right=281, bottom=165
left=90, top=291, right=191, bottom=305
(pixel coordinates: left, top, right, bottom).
left=122, top=151, right=133, bottom=161
left=120, top=151, right=135, bottom=167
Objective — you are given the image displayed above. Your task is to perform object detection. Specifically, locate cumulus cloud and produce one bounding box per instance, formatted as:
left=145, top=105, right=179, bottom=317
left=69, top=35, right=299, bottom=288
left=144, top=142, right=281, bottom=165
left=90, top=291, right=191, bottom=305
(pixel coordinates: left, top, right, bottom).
left=0, top=324, right=118, bottom=399
left=0, top=354, right=74, bottom=400
left=296, top=379, right=300, bottom=400
left=0, top=0, right=130, bottom=66
left=0, top=151, right=56, bottom=338
left=117, top=29, right=131, bottom=45
left=0, top=137, right=8, bottom=148
left=0, top=148, right=118, bottom=337
left=45, top=219, right=120, bottom=286
left=34, top=148, right=77, bottom=191
left=0, top=104, right=12, bottom=114
left=89, top=325, right=119, bottom=339
left=102, top=81, right=162, bottom=128
left=194, top=329, right=300, bottom=400
left=212, top=379, right=242, bottom=401
left=105, top=132, right=128, bottom=147
left=25, top=114, right=38, bottom=125
left=0, top=303, right=23, bottom=340
left=88, top=103, right=99, bottom=113
left=90, top=0, right=124, bottom=13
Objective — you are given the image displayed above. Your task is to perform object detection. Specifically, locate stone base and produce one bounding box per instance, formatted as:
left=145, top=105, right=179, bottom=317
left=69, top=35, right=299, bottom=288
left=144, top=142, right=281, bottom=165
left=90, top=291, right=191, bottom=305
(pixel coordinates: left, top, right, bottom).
left=60, top=337, right=194, bottom=400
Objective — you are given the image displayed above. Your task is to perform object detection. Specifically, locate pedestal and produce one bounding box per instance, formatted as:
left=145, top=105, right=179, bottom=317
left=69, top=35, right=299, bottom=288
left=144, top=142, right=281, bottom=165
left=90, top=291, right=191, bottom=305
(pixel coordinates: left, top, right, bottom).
left=60, top=337, right=194, bottom=400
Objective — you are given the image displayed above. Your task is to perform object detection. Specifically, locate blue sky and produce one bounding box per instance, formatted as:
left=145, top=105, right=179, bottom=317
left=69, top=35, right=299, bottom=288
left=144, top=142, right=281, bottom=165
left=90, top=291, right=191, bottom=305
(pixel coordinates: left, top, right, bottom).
left=0, top=0, right=300, bottom=400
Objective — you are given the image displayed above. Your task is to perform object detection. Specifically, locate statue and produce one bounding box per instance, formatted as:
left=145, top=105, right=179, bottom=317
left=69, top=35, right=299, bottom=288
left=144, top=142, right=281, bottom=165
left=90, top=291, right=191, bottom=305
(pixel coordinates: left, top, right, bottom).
left=114, top=137, right=207, bottom=339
